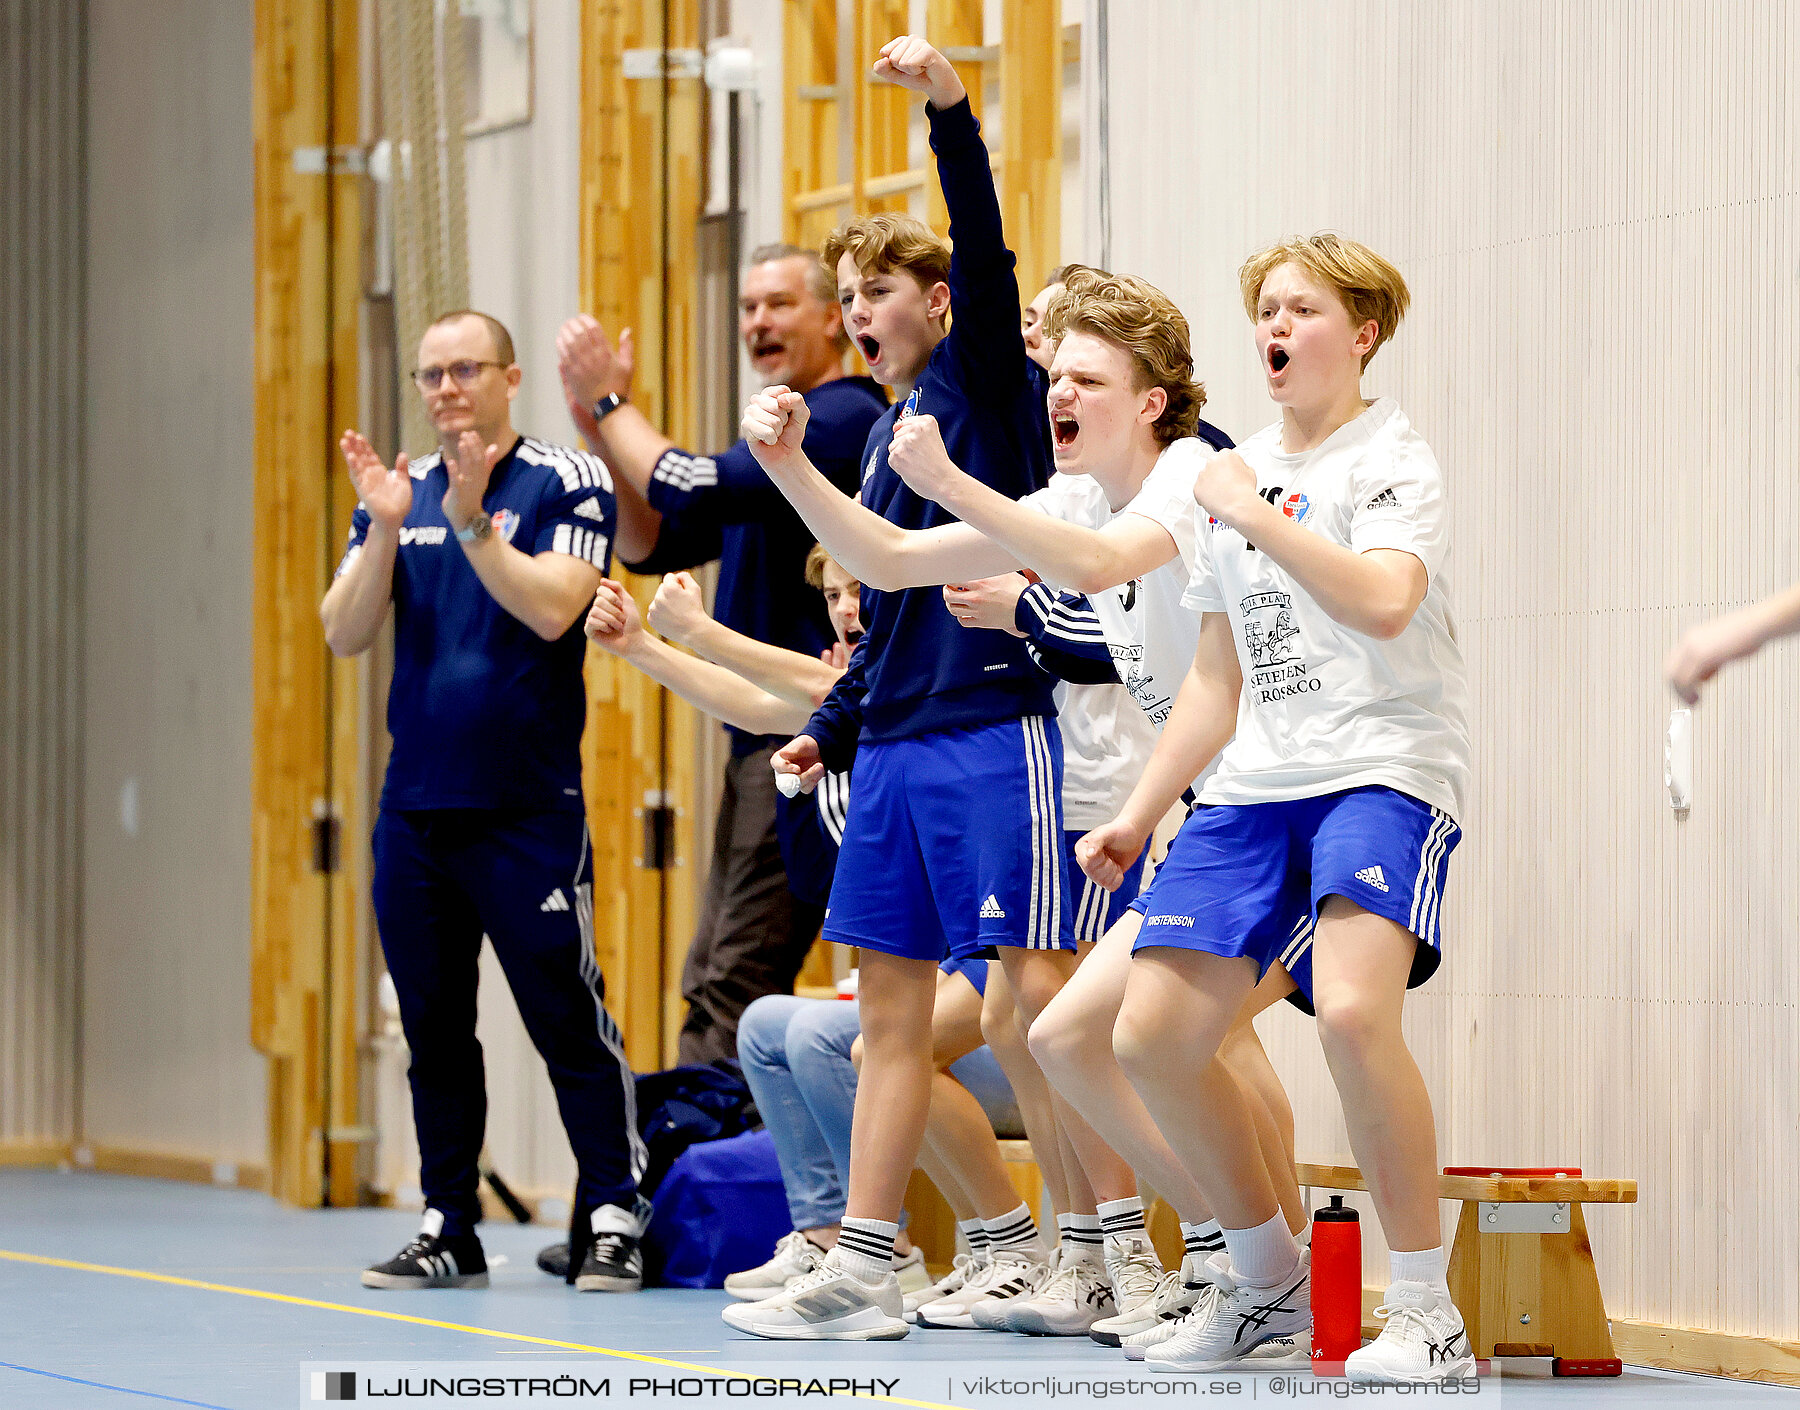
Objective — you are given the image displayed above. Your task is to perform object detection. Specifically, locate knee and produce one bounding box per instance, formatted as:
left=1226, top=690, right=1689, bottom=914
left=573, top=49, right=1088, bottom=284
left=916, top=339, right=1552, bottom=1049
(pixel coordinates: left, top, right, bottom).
left=1312, top=990, right=1398, bottom=1068
left=980, top=999, right=1024, bottom=1058
left=1110, top=995, right=1176, bottom=1087
left=788, top=1003, right=859, bottom=1068
left=1026, top=1003, right=1091, bottom=1080
left=736, top=995, right=796, bottom=1065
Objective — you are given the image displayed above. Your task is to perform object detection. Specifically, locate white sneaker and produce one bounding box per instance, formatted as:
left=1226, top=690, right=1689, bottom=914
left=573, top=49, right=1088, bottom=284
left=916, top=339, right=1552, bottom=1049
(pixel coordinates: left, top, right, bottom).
left=722, top=1231, right=826, bottom=1302
left=968, top=1246, right=1056, bottom=1330
left=917, top=1246, right=1045, bottom=1329
left=719, top=1249, right=908, bottom=1341
left=1144, top=1250, right=1311, bottom=1372
left=1102, top=1233, right=1164, bottom=1315
left=1109, top=1268, right=1210, bottom=1354
left=904, top=1251, right=987, bottom=1322
left=891, top=1245, right=932, bottom=1295
left=1006, top=1250, right=1116, bottom=1335
left=1345, top=1281, right=1475, bottom=1383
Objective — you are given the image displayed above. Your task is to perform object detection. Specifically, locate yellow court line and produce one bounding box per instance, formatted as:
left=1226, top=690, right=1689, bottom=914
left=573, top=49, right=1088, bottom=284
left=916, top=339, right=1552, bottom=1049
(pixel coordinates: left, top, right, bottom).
left=0, top=1249, right=966, bottom=1410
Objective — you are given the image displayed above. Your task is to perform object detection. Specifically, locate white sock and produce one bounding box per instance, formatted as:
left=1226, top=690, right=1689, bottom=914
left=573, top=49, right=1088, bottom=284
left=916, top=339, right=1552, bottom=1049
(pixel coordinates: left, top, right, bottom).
left=1390, top=1245, right=1449, bottom=1294
left=983, top=1202, right=1041, bottom=1255
left=834, top=1217, right=898, bottom=1283
left=957, top=1217, right=989, bottom=1257
left=1097, top=1196, right=1146, bottom=1240
left=1064, top=1211, right=1104, bottom=1259
left=1221, top=1210, right=1301, bottom=1288
left=1181, top=1218, right=1225, bottom=1259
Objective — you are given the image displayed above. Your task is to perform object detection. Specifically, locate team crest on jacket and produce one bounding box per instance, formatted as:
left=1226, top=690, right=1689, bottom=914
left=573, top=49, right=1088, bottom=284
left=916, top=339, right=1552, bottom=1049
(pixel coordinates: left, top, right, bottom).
left=491, top=508, right=520, bottom=543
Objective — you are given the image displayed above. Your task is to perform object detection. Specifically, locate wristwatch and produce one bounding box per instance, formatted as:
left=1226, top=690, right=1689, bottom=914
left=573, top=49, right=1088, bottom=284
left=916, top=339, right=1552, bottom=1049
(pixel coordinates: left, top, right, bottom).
left=455, top=511, right=494, bottom=544
left=591, top=392, right=627, bottom=424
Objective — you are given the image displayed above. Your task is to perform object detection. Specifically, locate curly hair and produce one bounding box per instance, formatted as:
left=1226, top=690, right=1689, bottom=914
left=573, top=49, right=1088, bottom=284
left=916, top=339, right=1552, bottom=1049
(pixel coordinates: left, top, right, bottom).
left=1045, top=268, right=1205, bottom=446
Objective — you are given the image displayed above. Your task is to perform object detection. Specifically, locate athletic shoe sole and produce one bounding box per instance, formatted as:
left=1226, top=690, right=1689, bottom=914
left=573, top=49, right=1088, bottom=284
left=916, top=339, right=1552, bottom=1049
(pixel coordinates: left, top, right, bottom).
left=361, top=1271, right=489, bottom=1290
left=1345, top=1357, right=1475, bottom=1385
left=575, top=1272, right=642, bottom=1293
left=721, top=1307, right=909, bottom=1341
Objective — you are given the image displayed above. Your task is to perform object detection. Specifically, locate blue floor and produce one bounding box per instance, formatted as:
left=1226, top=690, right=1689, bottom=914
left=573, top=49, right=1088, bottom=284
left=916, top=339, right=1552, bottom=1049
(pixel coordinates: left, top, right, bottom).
left=0, top=1170, right=1792, bottom=1408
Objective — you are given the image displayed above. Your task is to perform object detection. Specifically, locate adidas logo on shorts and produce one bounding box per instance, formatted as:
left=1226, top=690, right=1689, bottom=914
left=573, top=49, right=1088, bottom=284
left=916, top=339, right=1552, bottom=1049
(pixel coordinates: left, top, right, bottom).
left=1355, top=865, right=1390, bottom=893
left=541, top=888, right=571, bottom=912
left=979, top=895, right=1007, bottom=919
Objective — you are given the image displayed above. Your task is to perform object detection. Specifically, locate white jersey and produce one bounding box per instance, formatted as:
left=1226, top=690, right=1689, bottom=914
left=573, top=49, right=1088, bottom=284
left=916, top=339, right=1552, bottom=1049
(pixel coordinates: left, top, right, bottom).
left=1025, top=439, right=1219, bottom=800
left=1181, top=398, right=1470, bottom=820
left=1055, top=680, right=1151, bottom=831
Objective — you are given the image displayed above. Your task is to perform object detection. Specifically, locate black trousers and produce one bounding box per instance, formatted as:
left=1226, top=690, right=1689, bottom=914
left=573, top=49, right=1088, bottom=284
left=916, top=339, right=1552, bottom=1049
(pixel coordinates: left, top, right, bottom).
left=676, top=747, right=827, bottom=1066
left=372, top=807, right=644, bottom=1236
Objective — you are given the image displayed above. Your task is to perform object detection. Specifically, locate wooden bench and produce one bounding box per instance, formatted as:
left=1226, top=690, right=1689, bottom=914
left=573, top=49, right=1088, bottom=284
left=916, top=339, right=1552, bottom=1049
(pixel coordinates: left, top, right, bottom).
left=1299, top=1164, right=1638, bottom=1376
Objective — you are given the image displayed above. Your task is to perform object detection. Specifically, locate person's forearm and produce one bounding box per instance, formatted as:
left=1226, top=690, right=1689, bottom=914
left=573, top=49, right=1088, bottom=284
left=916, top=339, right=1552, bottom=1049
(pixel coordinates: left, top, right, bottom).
left=459, top=537, right=597, bottom=640
left=615, top=634, right=810, bottom=736
left=1117, top=633, right=1240, bottom=836
left=760, top=453, right=917, bottom=590
left=1750, top=581, right=1800, bottom=644
left=935, top=472, right=1164, bottom=593
left=592, top=403, right=674, bottom=500
left=1219, top=499, right=1422, bottom=639
left=681, top=616, right=844, bottom=710
left=320, top=525, right=399, bottom=656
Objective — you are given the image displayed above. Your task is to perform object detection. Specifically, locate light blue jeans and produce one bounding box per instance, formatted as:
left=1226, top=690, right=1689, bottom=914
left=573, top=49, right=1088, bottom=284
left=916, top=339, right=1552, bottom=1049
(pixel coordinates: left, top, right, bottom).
left=737, top=994, right=1022, bottom=1231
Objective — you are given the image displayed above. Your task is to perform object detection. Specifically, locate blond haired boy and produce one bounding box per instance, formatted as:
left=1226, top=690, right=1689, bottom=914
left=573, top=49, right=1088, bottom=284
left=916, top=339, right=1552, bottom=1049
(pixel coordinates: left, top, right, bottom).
left=1078, top=234, right=1474, bottom=1381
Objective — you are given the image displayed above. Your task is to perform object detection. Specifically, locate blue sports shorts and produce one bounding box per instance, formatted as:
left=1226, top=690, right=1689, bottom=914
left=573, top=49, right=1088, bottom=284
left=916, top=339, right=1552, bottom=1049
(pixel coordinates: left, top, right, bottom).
left=1130, top=786, right=1459, bottom=1013
left=824, top=716, right=1074, bottom=962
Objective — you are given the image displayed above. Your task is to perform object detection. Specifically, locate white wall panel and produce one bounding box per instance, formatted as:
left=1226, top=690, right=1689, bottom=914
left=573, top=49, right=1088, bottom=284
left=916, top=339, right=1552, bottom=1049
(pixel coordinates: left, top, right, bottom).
left=1101, top=0, right=1800, bottom=1339
left=81, top=0, right=266, bottom=1164
left=1, top=0, right=85, bottom=1151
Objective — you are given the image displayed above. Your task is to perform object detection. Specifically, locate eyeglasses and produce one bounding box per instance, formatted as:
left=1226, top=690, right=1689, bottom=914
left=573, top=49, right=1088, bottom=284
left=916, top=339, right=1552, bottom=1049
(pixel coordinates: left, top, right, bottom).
left=410, top=359, right=506, bottom=391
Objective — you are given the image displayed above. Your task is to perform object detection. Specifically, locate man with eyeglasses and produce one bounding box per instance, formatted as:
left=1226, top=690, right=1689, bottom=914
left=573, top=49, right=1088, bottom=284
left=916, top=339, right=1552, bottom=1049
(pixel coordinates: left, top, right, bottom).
left=556, top=248, right=887, bottom=1066
left=320, top=309, right=650, bottom=1297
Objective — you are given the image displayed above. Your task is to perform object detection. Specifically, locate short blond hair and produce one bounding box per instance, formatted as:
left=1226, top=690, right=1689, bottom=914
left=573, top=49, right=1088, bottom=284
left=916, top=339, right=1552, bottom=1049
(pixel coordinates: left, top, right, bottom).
left=804, top=542, right=840, bottom=590
left=426, top=309, right=515, bottom=365
left=1237, top=234, right=1410, bottom=369
left=822, top=214, right=952, bottom=293
left=1046, top=268, right=1205, bottom=447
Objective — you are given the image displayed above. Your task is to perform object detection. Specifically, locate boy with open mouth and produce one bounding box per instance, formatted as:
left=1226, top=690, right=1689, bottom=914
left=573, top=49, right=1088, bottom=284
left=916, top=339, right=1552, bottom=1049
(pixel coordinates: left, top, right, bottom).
left=728, top=34, right=1068, bottom=1341
left=1078, top=234, right=1474, bottom=1382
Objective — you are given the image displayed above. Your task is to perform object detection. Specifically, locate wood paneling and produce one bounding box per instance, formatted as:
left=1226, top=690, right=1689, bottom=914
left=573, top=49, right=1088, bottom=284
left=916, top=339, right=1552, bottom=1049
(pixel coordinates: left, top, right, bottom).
left=251, top=0, right=364, bottom=1206
left=581, top=0, right=708, bottom=1070
left=0, top=0, right=85, bottom=1153
left=998, top=0, right=1059, bottom=290
left=1100, top=0, right=1800, bottom=1348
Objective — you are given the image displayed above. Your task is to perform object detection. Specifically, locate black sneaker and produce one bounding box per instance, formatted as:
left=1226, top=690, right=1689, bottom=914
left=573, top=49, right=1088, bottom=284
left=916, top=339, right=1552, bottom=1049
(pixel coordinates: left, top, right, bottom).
left=536, top=1241, right=570, bottom=1278
left=575, top=1204, right=643, bottom=1293
left=362, top=1210, right=488, bottom=1289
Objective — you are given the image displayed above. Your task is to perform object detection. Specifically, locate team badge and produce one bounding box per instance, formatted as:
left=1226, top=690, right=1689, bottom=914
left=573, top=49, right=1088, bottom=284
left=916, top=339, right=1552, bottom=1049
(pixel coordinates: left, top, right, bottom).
left=1281, top=491, right=1310, bottom=523
left=897, top=387, right=921, bottom=420
left=491, top=508, right=520, bottom=543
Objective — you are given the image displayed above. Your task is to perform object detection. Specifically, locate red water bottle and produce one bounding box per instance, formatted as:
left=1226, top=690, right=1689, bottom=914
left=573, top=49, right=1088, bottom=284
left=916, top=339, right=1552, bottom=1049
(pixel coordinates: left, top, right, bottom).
left=1310, top=1195, right=1361, bottom=1374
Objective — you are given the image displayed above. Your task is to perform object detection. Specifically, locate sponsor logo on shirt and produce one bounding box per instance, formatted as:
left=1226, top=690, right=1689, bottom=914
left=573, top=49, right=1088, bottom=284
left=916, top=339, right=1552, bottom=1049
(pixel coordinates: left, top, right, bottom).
left=572, top=496, right=606, bottom=522
left=1241, top=589, right=1322, bottom=705
left=1367, top=487, right=1399, bottom=510
left=399, top=526, right=448, bottom=545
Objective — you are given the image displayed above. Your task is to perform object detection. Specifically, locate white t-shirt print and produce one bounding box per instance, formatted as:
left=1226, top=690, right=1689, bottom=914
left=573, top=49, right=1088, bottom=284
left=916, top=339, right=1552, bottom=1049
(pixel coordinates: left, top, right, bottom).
left=1181, top=398, right=1471, bottom=822
left=1027, top=437, right=1212, bottom=731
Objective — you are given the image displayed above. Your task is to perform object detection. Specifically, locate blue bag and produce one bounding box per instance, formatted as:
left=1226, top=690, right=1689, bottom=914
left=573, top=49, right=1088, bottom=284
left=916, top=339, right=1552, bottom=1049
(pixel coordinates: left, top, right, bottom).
left=640, top=1128, right=790, bottom=1289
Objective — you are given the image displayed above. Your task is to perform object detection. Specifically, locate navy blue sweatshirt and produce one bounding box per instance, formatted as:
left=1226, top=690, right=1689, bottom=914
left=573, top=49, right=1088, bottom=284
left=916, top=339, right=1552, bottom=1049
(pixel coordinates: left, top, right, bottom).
left=625, top=375, right=888, bottom=754
left=806, top=99, right=1056, bottom=767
